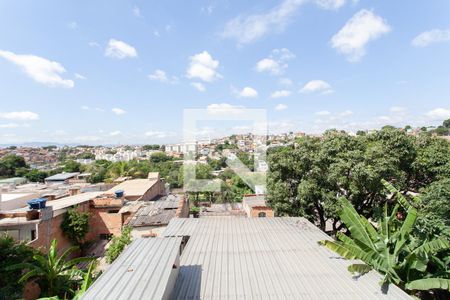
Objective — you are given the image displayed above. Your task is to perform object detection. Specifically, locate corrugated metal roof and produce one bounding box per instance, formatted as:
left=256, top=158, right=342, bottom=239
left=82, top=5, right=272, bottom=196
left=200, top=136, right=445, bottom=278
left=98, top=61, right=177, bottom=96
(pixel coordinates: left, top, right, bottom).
left=164, top=217, right=411, bottom=299
left=82, top=237, right=182, bottom=300
left=46, top=191, right=102, bottom=211
left=44, top=172, right=80, bottom=181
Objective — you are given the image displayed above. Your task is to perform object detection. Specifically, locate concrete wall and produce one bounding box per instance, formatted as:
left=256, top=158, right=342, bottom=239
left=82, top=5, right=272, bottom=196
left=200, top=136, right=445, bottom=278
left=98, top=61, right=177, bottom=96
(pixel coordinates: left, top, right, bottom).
left=140, top=179, right=165, bottom=201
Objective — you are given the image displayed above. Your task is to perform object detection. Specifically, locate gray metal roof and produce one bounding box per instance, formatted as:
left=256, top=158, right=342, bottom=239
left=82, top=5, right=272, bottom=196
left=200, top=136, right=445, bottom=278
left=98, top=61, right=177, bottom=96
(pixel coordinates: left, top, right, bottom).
left=82, top=237, right=182, bottom=300
left=164, top=217, right=411, bottom=299
left=44, top=172, right=80, bottom=181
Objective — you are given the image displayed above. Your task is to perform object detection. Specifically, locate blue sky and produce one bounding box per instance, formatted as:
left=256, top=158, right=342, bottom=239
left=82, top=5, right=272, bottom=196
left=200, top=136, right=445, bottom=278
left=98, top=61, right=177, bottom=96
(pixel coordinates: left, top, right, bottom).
left=0, top=0, right=449, bottom=145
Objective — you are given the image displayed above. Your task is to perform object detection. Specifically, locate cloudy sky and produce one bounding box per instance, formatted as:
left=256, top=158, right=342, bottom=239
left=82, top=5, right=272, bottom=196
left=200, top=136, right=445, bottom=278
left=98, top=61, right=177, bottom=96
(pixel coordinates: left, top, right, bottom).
left=0, top=0, right=449, bottom=144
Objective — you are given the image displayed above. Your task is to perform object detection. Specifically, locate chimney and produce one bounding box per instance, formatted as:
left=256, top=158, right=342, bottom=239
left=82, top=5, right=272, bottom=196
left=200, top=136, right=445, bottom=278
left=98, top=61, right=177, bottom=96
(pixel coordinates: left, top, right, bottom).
left=69, top=187, right=81, bottom=196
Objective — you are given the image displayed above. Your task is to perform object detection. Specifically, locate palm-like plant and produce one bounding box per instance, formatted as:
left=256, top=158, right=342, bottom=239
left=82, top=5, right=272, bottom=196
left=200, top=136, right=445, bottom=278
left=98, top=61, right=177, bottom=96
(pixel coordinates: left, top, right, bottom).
left=320, top=180, right=450, bottom=294
left=8, top=239, right=92, bottom=297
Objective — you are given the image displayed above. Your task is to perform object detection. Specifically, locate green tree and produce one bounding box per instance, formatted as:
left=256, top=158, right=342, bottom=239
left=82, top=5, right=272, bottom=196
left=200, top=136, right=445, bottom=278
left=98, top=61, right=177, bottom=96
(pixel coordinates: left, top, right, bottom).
left=105, top=226, right=132, bottom=263
left=8, top=239, right=92, bottom=298
left=0, top=234, right=38, bottom=300
left=63, top=160, right=81, bottom=173
left=320, top=187, right=450, bottom=298
left=417, top=179, right=450, bottom=239
left=0, top=154, right=28, bottom=177
left=443, top=119, right=450, bottom=128
left=25, top=169, right=49, bottom=182
left=61, top=207, right=90, bottom=245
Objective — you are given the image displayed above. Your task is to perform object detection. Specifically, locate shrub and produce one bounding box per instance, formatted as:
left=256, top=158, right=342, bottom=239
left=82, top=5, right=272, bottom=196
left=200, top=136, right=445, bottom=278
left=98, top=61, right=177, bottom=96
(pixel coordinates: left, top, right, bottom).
left=61, top=207, right=90, bottom=245
left=105, top=226, right=132, bottom=263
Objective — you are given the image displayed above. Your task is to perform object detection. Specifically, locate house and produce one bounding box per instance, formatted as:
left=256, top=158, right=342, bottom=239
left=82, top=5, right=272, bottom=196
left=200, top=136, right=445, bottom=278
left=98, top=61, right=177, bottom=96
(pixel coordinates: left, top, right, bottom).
left=105, top=172, right=165, bottom=201
left=242, top=194, right=274, bottom=218
left=0, top=177, right=27, bottom=186
left=84, top=217, right=411, bottom=299
left=0, top=193, right=38, bottom=211
left=123, top=194, right=189, bottom=238
left=0, top=192, right=102, bottom=252
left=44, top=172, right=80, bottom=184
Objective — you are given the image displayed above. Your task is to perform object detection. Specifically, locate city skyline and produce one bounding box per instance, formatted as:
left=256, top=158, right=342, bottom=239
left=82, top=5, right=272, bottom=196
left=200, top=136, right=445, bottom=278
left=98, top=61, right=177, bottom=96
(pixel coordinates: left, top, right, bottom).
left=1, top=0, right=450, bottom=145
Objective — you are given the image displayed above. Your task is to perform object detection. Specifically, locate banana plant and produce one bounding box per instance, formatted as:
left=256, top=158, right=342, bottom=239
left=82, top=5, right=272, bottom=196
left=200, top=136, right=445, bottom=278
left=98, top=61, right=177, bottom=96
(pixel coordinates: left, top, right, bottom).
left=7, top=239, right=93, bottom=298
left=319, top=180, right=450, bottom=294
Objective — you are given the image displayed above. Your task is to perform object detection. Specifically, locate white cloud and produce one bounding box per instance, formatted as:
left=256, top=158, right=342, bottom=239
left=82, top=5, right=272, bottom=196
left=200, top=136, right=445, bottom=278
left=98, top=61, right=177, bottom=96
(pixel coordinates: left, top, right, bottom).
left=153, top=30, right=160, bottom=37
left=148, top=69, right=168, bottom=82
left=0, top=50, right=74, bottom=88
left=315, top=110, right=331, bottom=116
left=68, top=22, right=78, bottom=30
left=73, top=135, right=101, bottom=142
left=389, top=106, right=407, bottom=114
left=145, top=131, right=176, bottom=138
left=88, top=42, right=100, bottom=48
left=186, top=51, right=221, bottom=82
left=412, top=29, right=450, bottom=47
left=133, top=6, right=141, bottom=17
left=340, top=110, right=353, bottom=117
left=237, top=86, right=258, bottom=98
left=109, top=131, right=122, bottom=136
left=75, top=73, right=86, bottom=80
left=331, top=9, right=391, bottom=62
left=271, top=90, right=291, bottom=98
left=81, top=106, right=90, bottom=110
left=201, top=5, right=213, bottom=15
left=191, top=82, right=206, bottom=92
left=222, top=0, right=307, bottom=45
left=206, top=103, right=246, bottom=115
left=255, top=48, right=295, bottom=75
left=0, top=111, right=39, bottom=121
left=300, top=80, right=333, bottom=94
left=105, top=39, right=137, bottom=59
left=0, top=123, right=19, bottom=128
left=314, top=0, right=346, bottom=10
left=112, top=108, right=127, bottom=115
left=256, top=58, right=281, bottom=74
left=275, top=104, right=288, bottom=111
left=425, top=108, right=450, bottom=120
left=278, top=77, right=293, bottom=86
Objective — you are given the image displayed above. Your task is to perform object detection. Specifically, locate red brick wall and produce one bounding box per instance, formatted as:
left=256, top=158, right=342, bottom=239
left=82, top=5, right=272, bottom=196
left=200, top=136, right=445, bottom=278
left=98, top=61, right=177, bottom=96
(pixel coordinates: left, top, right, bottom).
left=28, top=203, right=90, bottom=253
left=85, top=207, right=123, bottom=240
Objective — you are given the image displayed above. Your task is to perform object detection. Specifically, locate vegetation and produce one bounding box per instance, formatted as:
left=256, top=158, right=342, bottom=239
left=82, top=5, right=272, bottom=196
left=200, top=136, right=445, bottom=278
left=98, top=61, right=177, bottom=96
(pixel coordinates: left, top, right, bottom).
left=266, top=128, right=450, bottom=232
left=0, top=234, right=38, bottom=300
left=320, top=181, right=450, bottom=298
left=61, top=207, right=90, bottom=246
left=7, top=239, right=92, bottom=298
left=105, top=226, right=132, bottom=263
left=0, top=154, right=27, bottom=177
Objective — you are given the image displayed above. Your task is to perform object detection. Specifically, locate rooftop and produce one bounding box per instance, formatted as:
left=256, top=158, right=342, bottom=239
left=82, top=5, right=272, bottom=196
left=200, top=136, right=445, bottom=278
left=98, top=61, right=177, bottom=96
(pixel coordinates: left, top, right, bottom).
left=242, top=194, right=267, bottom=207
left=106, top=178, right=159, bottom=198
left=45, top=172, right=80, bottom=181
left=82, top=237, right=182, bottom=300
left=163, top=217, right=411, bottom=299
left=127, top=194, right=180, bottom=227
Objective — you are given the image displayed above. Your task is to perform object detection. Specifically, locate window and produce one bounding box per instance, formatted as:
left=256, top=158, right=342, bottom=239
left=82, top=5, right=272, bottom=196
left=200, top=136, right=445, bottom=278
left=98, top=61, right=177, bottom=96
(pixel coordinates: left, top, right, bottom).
left=99, top=233, right=113, bottom=240
left=31, top=229, right=36, bottom=241
left=108, top=209, right=119, bottom=214
left=258, top=212, right=267, bottom=218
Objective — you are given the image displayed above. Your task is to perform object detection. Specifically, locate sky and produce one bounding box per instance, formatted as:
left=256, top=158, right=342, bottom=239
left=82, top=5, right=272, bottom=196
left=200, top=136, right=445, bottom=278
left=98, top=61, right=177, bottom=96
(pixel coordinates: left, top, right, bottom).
left=0, top=0, right=450, bottom=145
